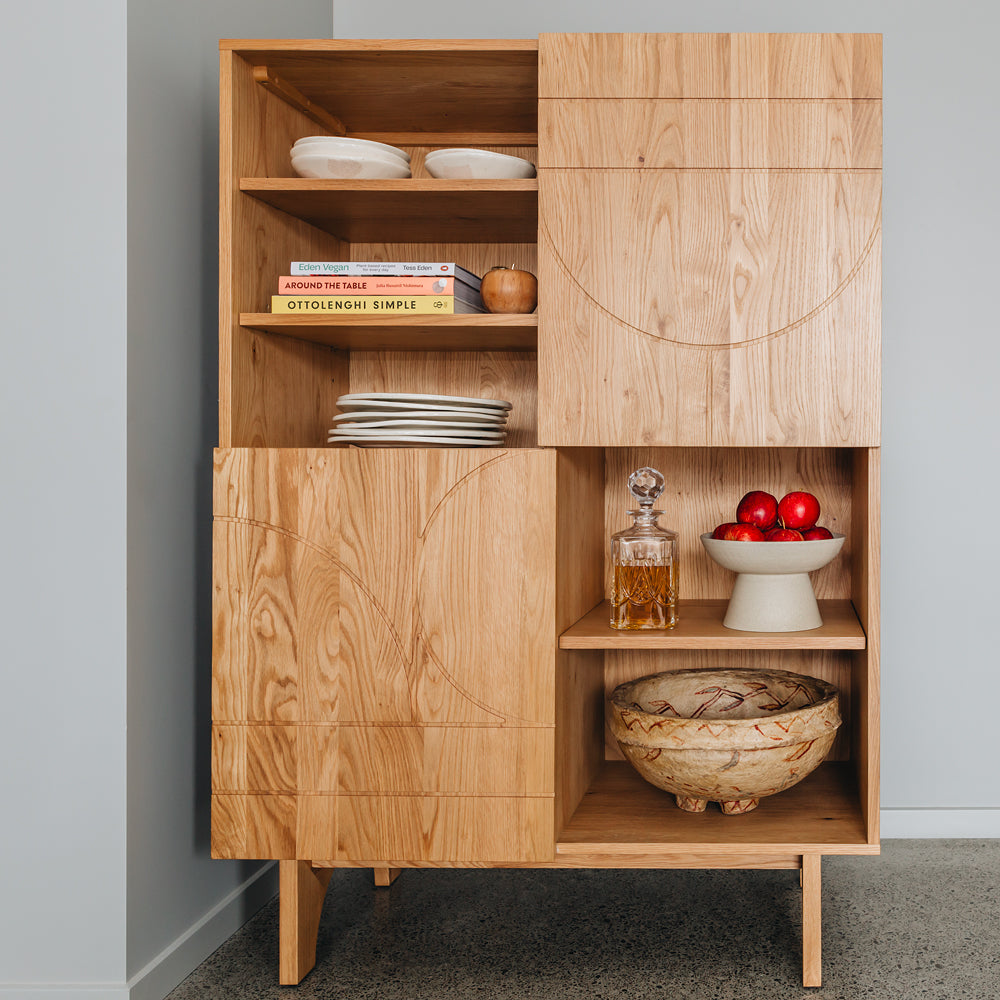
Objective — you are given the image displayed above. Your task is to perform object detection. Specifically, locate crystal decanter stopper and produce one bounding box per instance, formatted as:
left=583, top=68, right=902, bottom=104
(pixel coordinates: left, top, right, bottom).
left=610, top=467, right=679, bottom=630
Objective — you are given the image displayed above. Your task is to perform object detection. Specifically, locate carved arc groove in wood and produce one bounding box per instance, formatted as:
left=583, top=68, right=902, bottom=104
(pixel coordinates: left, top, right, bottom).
left=538, top=199, right=881, bottom=351
left=418, top=450, right=518, bottom=540
left=216, top=513, right=532, bottom=724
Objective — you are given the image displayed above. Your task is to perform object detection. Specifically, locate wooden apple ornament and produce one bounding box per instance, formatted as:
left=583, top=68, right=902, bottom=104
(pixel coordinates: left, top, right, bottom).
left=480, top=266, right=537, bottom=313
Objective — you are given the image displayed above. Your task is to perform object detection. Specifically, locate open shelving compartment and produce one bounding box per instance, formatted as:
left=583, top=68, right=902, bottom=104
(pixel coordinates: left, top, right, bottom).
left=220, top=39, right=541, bottom=450
left=553, top=445, right=880, bottom=868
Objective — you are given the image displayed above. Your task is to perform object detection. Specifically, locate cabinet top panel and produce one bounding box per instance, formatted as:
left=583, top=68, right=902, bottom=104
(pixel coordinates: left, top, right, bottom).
left=539, top=33, right=881, bottom=100
left=222, top=40, right=538, bottom=137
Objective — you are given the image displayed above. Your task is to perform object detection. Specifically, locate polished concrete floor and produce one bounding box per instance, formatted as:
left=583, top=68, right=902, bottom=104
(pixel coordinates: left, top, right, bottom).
left=167, top=841, right=1000, bottom=999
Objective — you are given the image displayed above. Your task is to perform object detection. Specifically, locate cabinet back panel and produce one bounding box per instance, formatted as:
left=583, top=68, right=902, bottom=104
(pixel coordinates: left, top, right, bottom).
left=604, top=447, right=854, bottom=601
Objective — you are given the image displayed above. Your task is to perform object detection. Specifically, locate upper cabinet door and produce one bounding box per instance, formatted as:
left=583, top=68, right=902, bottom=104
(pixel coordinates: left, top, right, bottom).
left=537, top=33, right=882, bottom=447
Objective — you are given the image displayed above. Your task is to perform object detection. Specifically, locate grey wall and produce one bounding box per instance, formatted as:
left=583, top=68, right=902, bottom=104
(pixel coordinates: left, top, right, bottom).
left=126, top=0, right=332, bottom=990
left=0, top=0, right=129, bottom=989
left=334, top=0, right=1000, bottom=831
left=1, top=1, right=331, bottom=996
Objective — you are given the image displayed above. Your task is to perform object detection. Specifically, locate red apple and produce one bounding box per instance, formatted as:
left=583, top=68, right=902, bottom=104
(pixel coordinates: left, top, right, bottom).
left=777, top=491, right=820, bottom=530
left=766, top=527, right=804, bottom=541
left=712, top=522, right=738, bottom=540
left=736, top=490, right=778, bottom=531
left=802, top=526, right=833, bottom=540
left=724, top=523, right=766, bottom=541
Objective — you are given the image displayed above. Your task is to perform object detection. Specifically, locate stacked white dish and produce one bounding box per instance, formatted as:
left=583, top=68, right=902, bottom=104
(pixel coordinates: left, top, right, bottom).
left=329, top=393, right=512, bottom=447
left=424, top=148, right=536, bottom=179
left=291, top=135, right=411, bottom=179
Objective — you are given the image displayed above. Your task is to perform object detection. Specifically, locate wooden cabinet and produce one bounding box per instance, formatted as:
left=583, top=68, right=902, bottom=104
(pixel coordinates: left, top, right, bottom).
left=214, top=34, right=880, bottom=989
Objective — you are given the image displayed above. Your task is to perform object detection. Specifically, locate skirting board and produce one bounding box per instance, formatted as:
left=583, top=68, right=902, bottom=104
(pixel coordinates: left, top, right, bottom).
left=881, top=808, right=1000, bottom=838
left=0, top=862, right=278, bottom=1000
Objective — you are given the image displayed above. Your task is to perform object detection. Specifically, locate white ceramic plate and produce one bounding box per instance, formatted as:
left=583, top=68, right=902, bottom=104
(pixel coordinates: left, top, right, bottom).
left=423, top=148, right=536, bottom=179
left=291, top=150, right=411, bottom=180
left=328, top=434, right=507, bottom=448
left=336, top=392, right=512, bottom=411
left=330, top=408, right=506, bottom=425
left=332, top=418, right=507, bottom=432
left=331, top=428, right=505, bottom=442
left=292, top=135, right=410, bottom=162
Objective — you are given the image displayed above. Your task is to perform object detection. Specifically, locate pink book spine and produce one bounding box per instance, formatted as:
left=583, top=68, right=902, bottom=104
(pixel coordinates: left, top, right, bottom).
left=277, top=275, right=454, bottom=295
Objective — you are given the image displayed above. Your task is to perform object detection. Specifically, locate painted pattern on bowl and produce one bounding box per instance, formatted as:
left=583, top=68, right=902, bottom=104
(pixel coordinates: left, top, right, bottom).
left=608, top=667, right=841, bottom=814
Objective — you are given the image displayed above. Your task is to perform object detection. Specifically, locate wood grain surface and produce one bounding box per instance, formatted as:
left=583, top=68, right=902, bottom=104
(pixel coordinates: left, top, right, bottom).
left=212, top=447, right=558, bottom=862
left=603, top=447, right=855, bottom=600
left=556, top=761, right=873, bottom=857
left=540, top=99, right=881, bottom=169
left=561, top=599, right=865, bottom=649
left=537, top=32, right=881, bottom=448
left=228, top=40, right=539, bottom=139
left=221, top=51, right=350, bottom=448
left=539, top=33, right=881, bottom=99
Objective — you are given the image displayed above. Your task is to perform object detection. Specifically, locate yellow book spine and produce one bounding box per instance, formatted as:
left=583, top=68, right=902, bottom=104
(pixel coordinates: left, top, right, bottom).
left=270, top=295, right=455, bottom=314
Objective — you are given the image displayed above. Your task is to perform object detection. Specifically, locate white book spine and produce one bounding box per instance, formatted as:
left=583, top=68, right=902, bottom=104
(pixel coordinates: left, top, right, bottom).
left=290, top=261, right=457, bottom=277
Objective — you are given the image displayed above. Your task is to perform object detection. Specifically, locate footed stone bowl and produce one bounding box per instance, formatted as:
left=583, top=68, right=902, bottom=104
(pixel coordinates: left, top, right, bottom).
left=608, top=667, right=840, bottom=814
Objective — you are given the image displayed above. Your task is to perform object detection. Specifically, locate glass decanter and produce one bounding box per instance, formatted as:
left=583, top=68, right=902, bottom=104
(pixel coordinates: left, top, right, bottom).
left=610, top=467, right=679, bottom=630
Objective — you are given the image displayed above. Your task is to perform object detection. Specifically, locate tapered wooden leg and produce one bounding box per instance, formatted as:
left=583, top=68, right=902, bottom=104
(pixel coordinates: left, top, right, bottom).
left=801, top=854, right=822, bottom=987
left=373, top=866, right=401, bottom=887
left=280, top=861, right=333, bottom=985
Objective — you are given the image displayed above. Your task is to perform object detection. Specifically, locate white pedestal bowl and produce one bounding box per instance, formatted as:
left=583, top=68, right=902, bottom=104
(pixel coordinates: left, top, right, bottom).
left=700, top=533, right=845, bottom=632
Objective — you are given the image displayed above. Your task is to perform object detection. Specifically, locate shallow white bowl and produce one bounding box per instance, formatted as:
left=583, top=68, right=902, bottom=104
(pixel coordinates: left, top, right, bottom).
left=292, top=135, right=410, bottom=162
left=291, top=150, right=411, bottom=180
left=424, top=148, right=536, bottom=179
left=700, top=532, right=846, bottom=632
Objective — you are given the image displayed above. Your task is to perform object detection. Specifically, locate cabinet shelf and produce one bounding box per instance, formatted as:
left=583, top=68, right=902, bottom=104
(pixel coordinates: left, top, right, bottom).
left=555, top=762, right=873, bottom=866
left=240, top=178, right=538, bottom=243
left=239, top=311, right=538, bottom=352
left=559, top=600, right=866, bottom=650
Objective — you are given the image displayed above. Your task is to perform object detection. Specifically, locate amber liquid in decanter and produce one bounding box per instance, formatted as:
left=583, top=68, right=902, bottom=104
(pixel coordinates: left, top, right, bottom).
left=610, top=467, right=679, bottom=630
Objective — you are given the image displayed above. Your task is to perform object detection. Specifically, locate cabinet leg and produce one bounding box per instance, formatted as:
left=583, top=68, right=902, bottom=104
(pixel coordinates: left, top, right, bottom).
left=801, top=854, right=822, bottom=987
left=373, top=866, right=401, bottom=887
left=279, top=861, right=333, bottom=985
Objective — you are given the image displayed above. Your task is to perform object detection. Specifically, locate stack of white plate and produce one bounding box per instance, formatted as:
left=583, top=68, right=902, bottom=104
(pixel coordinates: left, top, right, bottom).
left=328, top=393, right=512, bottom=447
left=291, top=136, right=411, bottom=179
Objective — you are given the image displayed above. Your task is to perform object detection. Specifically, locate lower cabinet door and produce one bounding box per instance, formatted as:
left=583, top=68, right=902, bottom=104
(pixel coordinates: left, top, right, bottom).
left=211, top=447, right=557, bottom=863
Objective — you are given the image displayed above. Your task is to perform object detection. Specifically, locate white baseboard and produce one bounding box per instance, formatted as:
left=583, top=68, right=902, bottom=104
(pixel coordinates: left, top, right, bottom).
left=0, top=863, right=278, bottom=1000
left=127, top=862, right=278, bottom=1000
left=0, top=989, right=131, bottom=1000
left=881, top=808, right=1000, bottom=838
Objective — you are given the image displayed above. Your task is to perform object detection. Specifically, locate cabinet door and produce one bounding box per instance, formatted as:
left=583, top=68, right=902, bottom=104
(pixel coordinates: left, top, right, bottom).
left=212, top=447, right=556, bottom=863
left=537, top=33, right=882, bottom=447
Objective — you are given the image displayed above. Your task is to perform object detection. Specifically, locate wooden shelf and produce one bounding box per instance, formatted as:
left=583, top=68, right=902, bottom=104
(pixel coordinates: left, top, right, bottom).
left=240, top=312, right=538, bottom=352
left=240, top=178, right=538, bottom=243
left=559, top=600, right=866, bottom=650
left=555, top=761, right=873, bottom=866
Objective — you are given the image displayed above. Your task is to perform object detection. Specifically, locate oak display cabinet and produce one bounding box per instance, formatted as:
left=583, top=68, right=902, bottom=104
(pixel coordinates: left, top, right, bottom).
left=213, top=35, right=881, bottom=989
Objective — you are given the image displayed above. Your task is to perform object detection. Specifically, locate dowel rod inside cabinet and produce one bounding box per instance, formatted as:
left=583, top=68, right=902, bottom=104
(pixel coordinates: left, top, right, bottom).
left=801, top=854, right=822, bottom=987
left=253, top=65, right=347, bottom=136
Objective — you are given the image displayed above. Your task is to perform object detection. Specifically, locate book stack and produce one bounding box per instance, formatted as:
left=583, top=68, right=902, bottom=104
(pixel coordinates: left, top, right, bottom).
left=270, top=262, right=485, bottom=315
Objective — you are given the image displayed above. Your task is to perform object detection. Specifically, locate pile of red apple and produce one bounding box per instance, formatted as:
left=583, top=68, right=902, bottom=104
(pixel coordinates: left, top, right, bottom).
left=712, top=491, right=834, bottom=542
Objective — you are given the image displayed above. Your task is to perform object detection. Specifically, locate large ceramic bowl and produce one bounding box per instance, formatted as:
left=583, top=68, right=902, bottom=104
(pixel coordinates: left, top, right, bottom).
left=700, top=533, right=845, bottom=632
left=608, top=667, right=840, bottom=814
left=424, top=148, right=536, bottom=179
